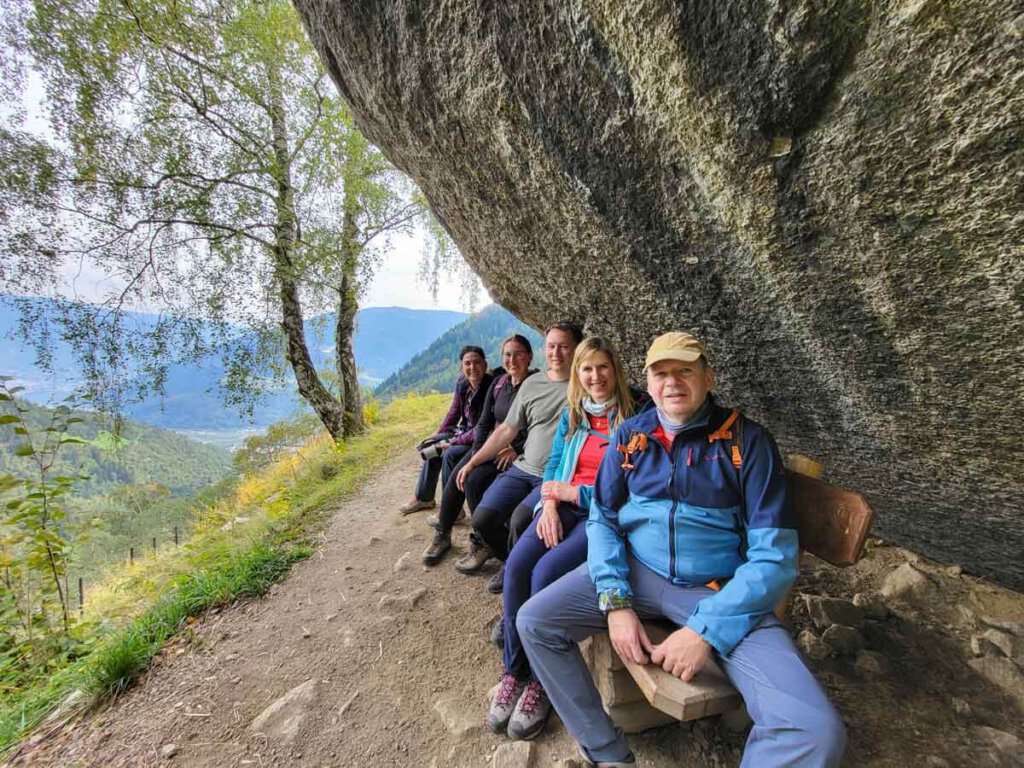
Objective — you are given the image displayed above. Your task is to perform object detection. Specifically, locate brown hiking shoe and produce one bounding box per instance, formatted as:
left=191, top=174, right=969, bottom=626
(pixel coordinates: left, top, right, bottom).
left=454, top=541, right=491, bottom=573
left=422, top=530, right=452, bottom=566
left=399, top=498, right=435, bottom=515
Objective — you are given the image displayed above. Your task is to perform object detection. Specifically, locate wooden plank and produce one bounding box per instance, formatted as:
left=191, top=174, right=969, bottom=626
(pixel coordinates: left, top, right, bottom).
left=786, top=469, right=874, bottom=567
left=614, top=624, right=742, bottom=722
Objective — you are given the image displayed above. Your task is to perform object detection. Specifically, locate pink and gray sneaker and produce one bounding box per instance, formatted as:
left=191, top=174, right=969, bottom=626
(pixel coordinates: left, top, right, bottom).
left=487, top=673, right=525, bottom=733
left=507, top=679, right=552, bottom=740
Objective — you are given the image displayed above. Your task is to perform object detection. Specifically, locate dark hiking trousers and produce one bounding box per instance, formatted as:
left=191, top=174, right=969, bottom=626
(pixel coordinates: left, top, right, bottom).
left=437, top=455, right=500, bottom=533
left=470, top=465, right=542, bottom=560
left=414, top=443, right=469, bottom=502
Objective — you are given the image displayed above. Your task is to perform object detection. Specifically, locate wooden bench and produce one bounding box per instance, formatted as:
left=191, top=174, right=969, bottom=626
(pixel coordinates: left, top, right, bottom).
left=582, top=455, right=874, bottom=732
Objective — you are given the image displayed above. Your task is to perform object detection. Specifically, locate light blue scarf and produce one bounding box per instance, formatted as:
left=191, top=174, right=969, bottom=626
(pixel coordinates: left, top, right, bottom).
left=656, top=398, right=710, bottom=436
left=582, top=396, right=616, bottom=416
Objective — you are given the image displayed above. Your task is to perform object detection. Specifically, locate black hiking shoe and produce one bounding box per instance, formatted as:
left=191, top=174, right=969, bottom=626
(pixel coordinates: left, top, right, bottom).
left=486, top=564, right=505, bottom=594
left=422, top=530, right=452, bottom=566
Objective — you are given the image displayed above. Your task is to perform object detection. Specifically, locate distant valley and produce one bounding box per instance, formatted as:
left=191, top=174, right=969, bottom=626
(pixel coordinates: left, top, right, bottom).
left=1, top=297, right=467, bottom=436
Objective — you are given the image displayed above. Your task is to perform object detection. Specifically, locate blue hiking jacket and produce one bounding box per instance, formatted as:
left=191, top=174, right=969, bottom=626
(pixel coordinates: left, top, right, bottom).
left=586, top=396, right=798, bottom=655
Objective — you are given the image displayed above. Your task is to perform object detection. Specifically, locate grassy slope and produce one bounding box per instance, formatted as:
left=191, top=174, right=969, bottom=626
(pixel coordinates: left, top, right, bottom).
left=0, top=393, right=447, bottom=757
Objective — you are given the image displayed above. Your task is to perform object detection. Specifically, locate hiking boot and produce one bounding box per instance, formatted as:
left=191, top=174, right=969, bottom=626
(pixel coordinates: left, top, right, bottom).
left=454, top=541, right=491, bottom=573
left=577, top=745, right=637, bottom=767
left=491, top=617, right=505, bottom=648
left=399, top=498, right=435, bottom=515
left=426, top=514, right=441, bottom=530
left=486, top=564, right=505, bottom=594
left=427, top=508, right=466, bottom=530
left=486, top=673, right=525, bottom=733
left=422, top=530, right=451, bottom=566
left=507, top=679, right=552, bottom=740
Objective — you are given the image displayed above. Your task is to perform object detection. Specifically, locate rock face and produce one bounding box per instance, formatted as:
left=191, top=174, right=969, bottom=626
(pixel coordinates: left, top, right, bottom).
left=293, top=1, right=1024, bottom=586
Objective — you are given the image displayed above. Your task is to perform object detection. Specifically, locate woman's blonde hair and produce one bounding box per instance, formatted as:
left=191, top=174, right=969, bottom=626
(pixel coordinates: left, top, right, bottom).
left=566, top=337, right=635, bottom=434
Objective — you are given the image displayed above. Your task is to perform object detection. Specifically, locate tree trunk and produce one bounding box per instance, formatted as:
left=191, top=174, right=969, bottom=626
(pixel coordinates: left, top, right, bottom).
left=335, top=199, right=365, bottom=437
left=267, top=60, right=347, bottom=442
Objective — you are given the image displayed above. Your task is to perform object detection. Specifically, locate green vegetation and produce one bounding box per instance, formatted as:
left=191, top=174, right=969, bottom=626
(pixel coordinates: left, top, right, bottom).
left=2, top=0, right=467, bottom=441
left=376, top=305, right=544, bottom=399
left=0, top=393, right=446, bottom=757
left=0, top=399, right=232, bottom=498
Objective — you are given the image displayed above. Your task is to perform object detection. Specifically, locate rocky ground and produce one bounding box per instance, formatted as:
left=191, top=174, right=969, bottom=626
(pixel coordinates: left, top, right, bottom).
left=4, top=449, right=1023, bottom=767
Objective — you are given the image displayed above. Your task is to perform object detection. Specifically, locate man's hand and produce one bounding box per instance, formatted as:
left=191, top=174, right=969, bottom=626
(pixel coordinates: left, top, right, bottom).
left=650, top=626, right=711, bottom=682
left=541, top=481, right=578, bottom=504
left=495, top=447, right=517, bottom=471
left=607, top=608, right=654, bottom=665
left=536, top=500, right=563, bottom=548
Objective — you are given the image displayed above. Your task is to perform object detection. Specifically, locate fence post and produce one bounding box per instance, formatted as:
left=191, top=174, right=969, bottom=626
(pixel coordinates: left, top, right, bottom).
left=130, top=547, right=134, bottom=565
left=174, top=526, right=179, bottom=546
left=78, top=576, right=84, bottom=615
left=152, top=536, right=157, bottom=553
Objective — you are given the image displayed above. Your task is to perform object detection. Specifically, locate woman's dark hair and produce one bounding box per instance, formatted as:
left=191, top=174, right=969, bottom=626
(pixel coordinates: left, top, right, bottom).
left=500, top=334, right=533, bottom=357
left=459, top=345, right=486, bottom=361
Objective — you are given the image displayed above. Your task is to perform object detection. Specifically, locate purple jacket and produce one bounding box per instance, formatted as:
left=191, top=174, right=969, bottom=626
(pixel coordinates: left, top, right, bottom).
left=439, top=372, right=493, bottom=446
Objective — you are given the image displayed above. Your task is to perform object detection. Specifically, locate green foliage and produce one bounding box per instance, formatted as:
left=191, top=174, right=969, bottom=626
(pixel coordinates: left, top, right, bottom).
left=0, top=378, right=88, bottom=679
left=232, top=413, right=321, bottom=476
left=376, top=305, right=544, bottom=399
left=0, top=398, right=233, bottom=498
left=0, top=0, right=451, bottom=440
left=0, top=392, right=447, bottom=756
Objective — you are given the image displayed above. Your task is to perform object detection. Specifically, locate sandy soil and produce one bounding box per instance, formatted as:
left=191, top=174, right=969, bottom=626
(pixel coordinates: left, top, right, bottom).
left=5, top=449, right=1023, bottom=767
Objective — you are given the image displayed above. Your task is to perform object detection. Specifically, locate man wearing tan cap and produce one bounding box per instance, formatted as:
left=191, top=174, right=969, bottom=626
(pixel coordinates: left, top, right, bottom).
left=517, top=332, right=846, bottom=767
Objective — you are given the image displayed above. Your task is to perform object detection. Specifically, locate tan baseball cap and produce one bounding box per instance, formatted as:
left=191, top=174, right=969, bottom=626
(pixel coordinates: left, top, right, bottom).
left=644, top=331, right=708, bottom=371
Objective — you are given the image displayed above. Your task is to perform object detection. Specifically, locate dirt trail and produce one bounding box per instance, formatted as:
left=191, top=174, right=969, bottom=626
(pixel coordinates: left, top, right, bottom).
left=7, top=450, right=1024, bottom=767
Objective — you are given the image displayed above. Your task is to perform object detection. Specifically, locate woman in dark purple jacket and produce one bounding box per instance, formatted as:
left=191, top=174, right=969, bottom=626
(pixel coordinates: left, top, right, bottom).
left=422, top=335, right=537, bottom=564
left=400, top=346, right=491, bottom=514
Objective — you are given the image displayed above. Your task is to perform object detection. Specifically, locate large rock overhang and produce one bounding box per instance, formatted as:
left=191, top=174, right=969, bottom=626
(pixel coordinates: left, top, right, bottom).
left=293, top=1, right=1024, bottom=588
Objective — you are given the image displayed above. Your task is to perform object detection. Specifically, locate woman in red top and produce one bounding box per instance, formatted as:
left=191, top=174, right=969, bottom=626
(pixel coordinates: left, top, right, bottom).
left=486, top=338, right=644, bottom=740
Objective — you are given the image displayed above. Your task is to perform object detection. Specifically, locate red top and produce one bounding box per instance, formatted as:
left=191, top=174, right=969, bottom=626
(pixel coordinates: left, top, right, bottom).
left=651, top=423, right=673, bottom=452
left=570, top=413, right=611, bottom=488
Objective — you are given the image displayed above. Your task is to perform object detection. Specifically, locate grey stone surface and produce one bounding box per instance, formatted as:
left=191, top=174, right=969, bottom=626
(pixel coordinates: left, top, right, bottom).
left=491, top=741, right=535, bottom=768
left=248, top=678, right=318, bottom=745
left=855, top=650, right=890, bottom=676
left=292, top=0, right=1024, bottom=588
left=434, top=695, right=483, bottom=738
left=805, top=595, right=865, bottom=630
left=973, top=726, right=1024, bottom=765
left=968, top=657, right=1024, bottom=707
left=797, top=629, right=830, bottom=661
left=159, top=744, right=178, bottom=759
left=880, top=563, right=931, bottom=602
left=852, top=593, right=890, bottom=621
left=821, top=624, right=865, bottom=655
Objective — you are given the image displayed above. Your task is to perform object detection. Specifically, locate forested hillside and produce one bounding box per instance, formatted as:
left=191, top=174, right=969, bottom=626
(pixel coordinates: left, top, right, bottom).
left=1, top=297, right=466, bottom=430
left=0, top=399, right=233, bottom=497
left=375, top=305, right=542, bottom=398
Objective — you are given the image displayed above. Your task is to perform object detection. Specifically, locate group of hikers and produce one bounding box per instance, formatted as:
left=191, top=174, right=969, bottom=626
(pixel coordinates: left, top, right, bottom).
left=398, top=323, right=846, bottom=768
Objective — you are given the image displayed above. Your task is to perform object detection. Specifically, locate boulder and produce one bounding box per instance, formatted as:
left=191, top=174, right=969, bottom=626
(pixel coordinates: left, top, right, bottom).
left=797, top=629, right=831, bottom=661
left=491, top=741, right=535, bottom=768
left=880, top=564, right=931, bottom=603
left=968, top=657, right=1024, bottom=707
left=821, top=625, right=864, bottom=655
left=292, top=0, right=1024, bottom=590
left=852, top=593, right=890, bottom=621
left=804, top=595, right=865, bottom=630
left=248, top=679, right=318, bottom=746
left=855, top=650, right=890, bottom=676
left=434, top=695, right=483, bottom=739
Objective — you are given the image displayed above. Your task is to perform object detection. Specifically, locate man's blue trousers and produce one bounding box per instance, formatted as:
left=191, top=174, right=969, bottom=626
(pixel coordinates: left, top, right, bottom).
left=518, top=556, right=846, bottom=767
